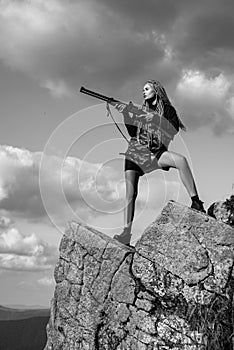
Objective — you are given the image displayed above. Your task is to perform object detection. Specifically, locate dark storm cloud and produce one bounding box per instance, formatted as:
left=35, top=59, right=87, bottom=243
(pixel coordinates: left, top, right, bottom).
left=0, top=0, right=165, bottom=95
left=168, top=0, right=234, bottom=73
left=96, top=0, right=181, bottom=31
left=1, top=0, right=233, bottom=89
left=98, top=0, right=234, bottom=72
left=0, top=0, right=234, bottom=133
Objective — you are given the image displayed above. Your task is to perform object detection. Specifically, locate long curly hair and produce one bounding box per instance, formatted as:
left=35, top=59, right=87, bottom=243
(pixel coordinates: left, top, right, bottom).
left=143, top=79, right=187, bottom=131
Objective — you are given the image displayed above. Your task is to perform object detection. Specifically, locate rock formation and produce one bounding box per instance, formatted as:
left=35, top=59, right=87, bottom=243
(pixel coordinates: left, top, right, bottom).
left=44, top=200, right=234, bottom=350
left=207, top=195, right=234, bottom=228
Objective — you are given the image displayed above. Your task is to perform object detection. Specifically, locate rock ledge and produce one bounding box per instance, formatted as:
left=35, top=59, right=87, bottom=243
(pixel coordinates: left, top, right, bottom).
left=44, top=201, right=234, bottom=350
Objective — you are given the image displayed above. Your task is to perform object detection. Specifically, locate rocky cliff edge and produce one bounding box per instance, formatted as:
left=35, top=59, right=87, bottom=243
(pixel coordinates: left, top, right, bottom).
left=44, top=200, right=234, bottom=350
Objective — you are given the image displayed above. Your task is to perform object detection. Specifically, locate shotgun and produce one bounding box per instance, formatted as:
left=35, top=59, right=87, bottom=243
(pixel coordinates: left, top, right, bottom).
left=79, top=86, right=181, bottom=141
left=80, top=86, right=146, bottom=115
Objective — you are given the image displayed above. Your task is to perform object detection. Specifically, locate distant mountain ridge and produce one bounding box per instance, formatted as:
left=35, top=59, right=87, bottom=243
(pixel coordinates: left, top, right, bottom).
left=5, top=304, right=50, bottom=309
left=0, top=304, right=50, bottom=320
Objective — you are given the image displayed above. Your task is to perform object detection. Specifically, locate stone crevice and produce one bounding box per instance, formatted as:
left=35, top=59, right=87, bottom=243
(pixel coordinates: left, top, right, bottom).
left=102, top=252, right=135, bottom=304
left=131, top=333, right=155, bottom=346
left=128, top=254, right=147, bottom=306
left=189, top=230, right=213, bottom=266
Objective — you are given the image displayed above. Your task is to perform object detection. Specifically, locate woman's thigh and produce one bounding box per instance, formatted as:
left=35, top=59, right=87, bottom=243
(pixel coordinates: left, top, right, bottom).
left=157, top=151, right=185, bottom=169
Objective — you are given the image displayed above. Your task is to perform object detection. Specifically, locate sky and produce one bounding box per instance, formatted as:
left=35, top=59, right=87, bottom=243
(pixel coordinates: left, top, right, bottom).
left=0, top=0, right=234, bottom=307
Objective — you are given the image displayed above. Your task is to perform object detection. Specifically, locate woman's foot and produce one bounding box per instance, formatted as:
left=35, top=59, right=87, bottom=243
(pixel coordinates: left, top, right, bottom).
left=113, top=227, right=131, bottom=246
left=191, top=199, right=205, bottom=213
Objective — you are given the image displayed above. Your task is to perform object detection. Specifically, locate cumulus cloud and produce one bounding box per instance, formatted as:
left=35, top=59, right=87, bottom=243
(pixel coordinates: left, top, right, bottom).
left=0, top=0, right=163, bottom=97
left=175, top=70, right=234, bottom=134
left=0, top=146, right=46, bottom=217
left=0, top=254, right=54, bottom=271
left=0, top=0, right=234, bottom=133
left=0, top=145, right=126, bottom=224
left=38, top=276, right=54, bottom=286
left=39, top=151, right=127, bottom=227
left=0, top=216, right=12, bottom=229
left=169, top=0, right=234, bottom=72
left=0, top=216, right=57, bottom=271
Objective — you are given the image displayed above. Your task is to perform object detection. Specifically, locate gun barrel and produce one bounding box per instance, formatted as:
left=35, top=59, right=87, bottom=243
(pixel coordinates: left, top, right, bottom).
left=80, top=86, right=119, bottom=104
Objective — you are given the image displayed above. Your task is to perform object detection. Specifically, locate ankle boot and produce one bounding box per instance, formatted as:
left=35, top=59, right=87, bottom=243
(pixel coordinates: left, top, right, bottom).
left=191, top=199, right=205, bottom=213
left=113, top=227, right=131, bottom=246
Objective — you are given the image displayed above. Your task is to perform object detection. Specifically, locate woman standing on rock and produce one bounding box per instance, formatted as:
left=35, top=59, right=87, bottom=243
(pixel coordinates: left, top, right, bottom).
left=113, top=79, right=205, bottom=246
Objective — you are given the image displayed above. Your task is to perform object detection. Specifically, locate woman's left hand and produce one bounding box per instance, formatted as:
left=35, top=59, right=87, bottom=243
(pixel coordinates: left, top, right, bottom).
left=114, top=101, right=133, bottom=114
left=145, top=112, right=154, bottom=122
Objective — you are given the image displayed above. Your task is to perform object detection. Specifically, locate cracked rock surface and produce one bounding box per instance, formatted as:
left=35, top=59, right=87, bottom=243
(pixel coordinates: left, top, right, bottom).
left=44, top=201, right=234, bottom=350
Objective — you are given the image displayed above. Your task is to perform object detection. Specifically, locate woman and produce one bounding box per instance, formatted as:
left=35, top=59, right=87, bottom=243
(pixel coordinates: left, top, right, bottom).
left=113, top=80, right=205, bottom=246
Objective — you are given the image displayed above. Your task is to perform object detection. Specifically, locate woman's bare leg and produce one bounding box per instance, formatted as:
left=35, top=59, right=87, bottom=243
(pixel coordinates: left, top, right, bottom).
left=157, top=151, right=198, bottom=197
left=124, top=170, right=140, bottom=232
left=113, top=170, right=140, bottom=244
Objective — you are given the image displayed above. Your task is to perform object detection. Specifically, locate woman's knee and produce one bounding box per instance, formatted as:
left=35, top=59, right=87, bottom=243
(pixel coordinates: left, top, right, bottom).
left=158, top=151, right=187, bottom=169
left=177, top=155, right=188, bottom=168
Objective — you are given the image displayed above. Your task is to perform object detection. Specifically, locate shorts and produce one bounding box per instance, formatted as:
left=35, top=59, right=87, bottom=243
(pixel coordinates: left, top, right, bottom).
left=124, top=145, right=169, bottom=176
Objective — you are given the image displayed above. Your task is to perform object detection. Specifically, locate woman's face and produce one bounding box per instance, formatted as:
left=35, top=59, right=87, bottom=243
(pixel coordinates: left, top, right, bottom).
left=143, top=83, right=156, bottom=101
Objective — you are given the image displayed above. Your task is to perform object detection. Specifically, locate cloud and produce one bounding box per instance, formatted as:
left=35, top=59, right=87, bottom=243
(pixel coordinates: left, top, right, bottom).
left=0, top=254, right=54, bottom=272
left=0, top=216, right=57, bottom=271
left=0, top=146, right=46, bottom=218
left=0, top=0, right=234, bottom=133
left=168, top=0, right=234, bottom=72
left=0, top=145, right=126, bottom=224
left=0, top=0, right=164, bottom=97
left=175, top=70, right=234, bottom=134
left=39, top=151, right=127, bottom=226
left=38, top=276, right=54, bottom=286
left=0, top=216, right=12, bottom=229
left=0, top=144, right=187, bottom=233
